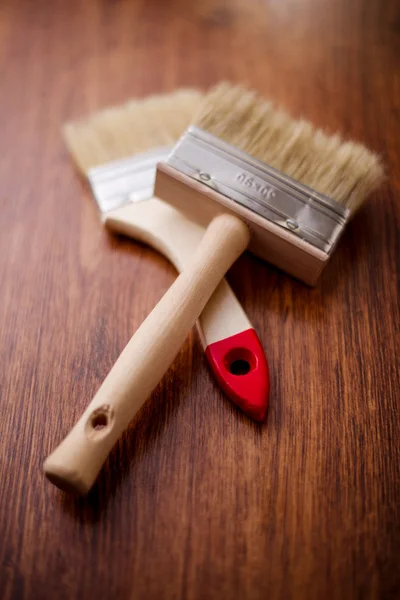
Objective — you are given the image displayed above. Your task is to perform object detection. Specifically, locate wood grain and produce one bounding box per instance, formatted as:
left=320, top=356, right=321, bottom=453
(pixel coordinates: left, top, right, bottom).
left=0, top=0, right=399, bottom=599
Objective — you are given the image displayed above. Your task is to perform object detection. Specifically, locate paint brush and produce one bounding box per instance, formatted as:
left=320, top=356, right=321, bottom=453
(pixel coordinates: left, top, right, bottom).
left=44, top=83, right=384, bottom=495
left=63, top=89, right=270, bottom=421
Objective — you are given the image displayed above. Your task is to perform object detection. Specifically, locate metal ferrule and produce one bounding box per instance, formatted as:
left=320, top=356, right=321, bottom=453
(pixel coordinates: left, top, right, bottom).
left=166, top=127, right=350, bottom=254
left=88, top=146, right=172, bottom=214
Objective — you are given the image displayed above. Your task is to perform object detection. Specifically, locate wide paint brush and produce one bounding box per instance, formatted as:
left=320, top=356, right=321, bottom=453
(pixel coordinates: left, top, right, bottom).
left=44, top=83, right=383, bottom=495
left=62, top=89, right=270, bottom=421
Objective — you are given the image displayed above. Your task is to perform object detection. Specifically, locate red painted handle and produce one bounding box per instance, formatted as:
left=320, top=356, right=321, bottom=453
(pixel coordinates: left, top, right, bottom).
left=205, top=329, right=270, bottom=422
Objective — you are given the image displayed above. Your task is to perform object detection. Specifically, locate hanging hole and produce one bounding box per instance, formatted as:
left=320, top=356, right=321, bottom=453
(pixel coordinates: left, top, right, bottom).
left=91, top=413, right=108, bottom=430
left=229, top=359, right=251, bottom=376
left=85, top=405, right=113, bottom=437
left=224, top=348, right=257, bottom=377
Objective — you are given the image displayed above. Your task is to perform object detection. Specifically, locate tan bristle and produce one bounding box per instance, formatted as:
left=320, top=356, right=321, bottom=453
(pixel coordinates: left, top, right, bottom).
left=63, top=89, right=203, bottom=175
left=195, top=83, right=384, bottom=214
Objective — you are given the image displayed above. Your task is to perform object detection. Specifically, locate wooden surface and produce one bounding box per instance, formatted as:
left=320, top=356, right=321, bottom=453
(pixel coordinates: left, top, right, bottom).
left=0, top=0, right=399, bottom=598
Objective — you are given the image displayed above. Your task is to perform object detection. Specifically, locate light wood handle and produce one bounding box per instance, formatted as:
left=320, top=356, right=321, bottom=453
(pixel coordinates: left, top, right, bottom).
left=104, top=199, right=254, bottom=347
left=44, top=214, right=250, bottom=494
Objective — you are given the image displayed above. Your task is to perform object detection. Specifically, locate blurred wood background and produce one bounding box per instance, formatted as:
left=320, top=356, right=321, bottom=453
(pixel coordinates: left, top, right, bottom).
left=0, top=0, right=399, bottom=598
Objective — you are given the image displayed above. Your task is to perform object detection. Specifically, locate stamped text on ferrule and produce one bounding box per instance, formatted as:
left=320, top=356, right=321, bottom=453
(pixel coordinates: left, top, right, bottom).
left=236, top=172, right=277, bottom=201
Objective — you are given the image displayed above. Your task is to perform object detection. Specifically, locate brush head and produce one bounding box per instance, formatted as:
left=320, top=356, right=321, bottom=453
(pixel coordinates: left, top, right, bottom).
left=63, top=89, right=203, bottom=176
left=194, top=83, right=384, bottom=215
left=155, top=83, right=385, bottom=284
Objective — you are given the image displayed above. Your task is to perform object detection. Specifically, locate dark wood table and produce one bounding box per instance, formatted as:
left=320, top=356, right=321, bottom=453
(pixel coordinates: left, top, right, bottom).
left=1, top=1, right=399, bottom=598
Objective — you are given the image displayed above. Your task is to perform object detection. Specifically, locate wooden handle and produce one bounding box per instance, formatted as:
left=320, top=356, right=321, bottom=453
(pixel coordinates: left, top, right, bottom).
left=43, top=214, right=250, bottom=494
left=105, top=200, right=269, bottom=421
left=105, top=199, right=253, bottom=346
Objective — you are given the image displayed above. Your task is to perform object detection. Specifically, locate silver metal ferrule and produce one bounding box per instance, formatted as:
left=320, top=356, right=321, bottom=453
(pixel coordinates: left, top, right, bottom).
left=166, top=127, right=350, bottom=254
left=88, top=146, right=172, bottom=214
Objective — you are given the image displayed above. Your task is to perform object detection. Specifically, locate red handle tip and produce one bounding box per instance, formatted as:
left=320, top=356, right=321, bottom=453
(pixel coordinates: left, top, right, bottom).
left=205, top=329, right=270, bottom=421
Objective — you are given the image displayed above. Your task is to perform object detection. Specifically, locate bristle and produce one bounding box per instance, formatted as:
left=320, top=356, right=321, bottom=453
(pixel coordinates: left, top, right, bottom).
left=195, top=83, right=384, bottom=214
left=63, top=89, right=203, bottom=175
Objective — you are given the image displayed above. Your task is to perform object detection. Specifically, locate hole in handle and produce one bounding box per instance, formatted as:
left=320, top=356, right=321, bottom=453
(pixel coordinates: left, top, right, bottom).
left=224, top=348, right=258, bottom=377
left=229, top=359, right=251, bottom=376
left=85, top=405, right=114, bottom=439
left=92, top=412, right=108, bottom=430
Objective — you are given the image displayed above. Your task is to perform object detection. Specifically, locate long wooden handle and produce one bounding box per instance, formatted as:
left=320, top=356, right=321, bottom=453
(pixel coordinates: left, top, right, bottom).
left=104, top=199, right=253, bottom=346
left=43, top=214, right=250, bottom=494
left=105, top=200, right=269, bottom=421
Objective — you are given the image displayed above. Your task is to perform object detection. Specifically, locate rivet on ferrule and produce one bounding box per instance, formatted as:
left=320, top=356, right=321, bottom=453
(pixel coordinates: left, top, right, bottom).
left=286, top=218, right=300, bottom=231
